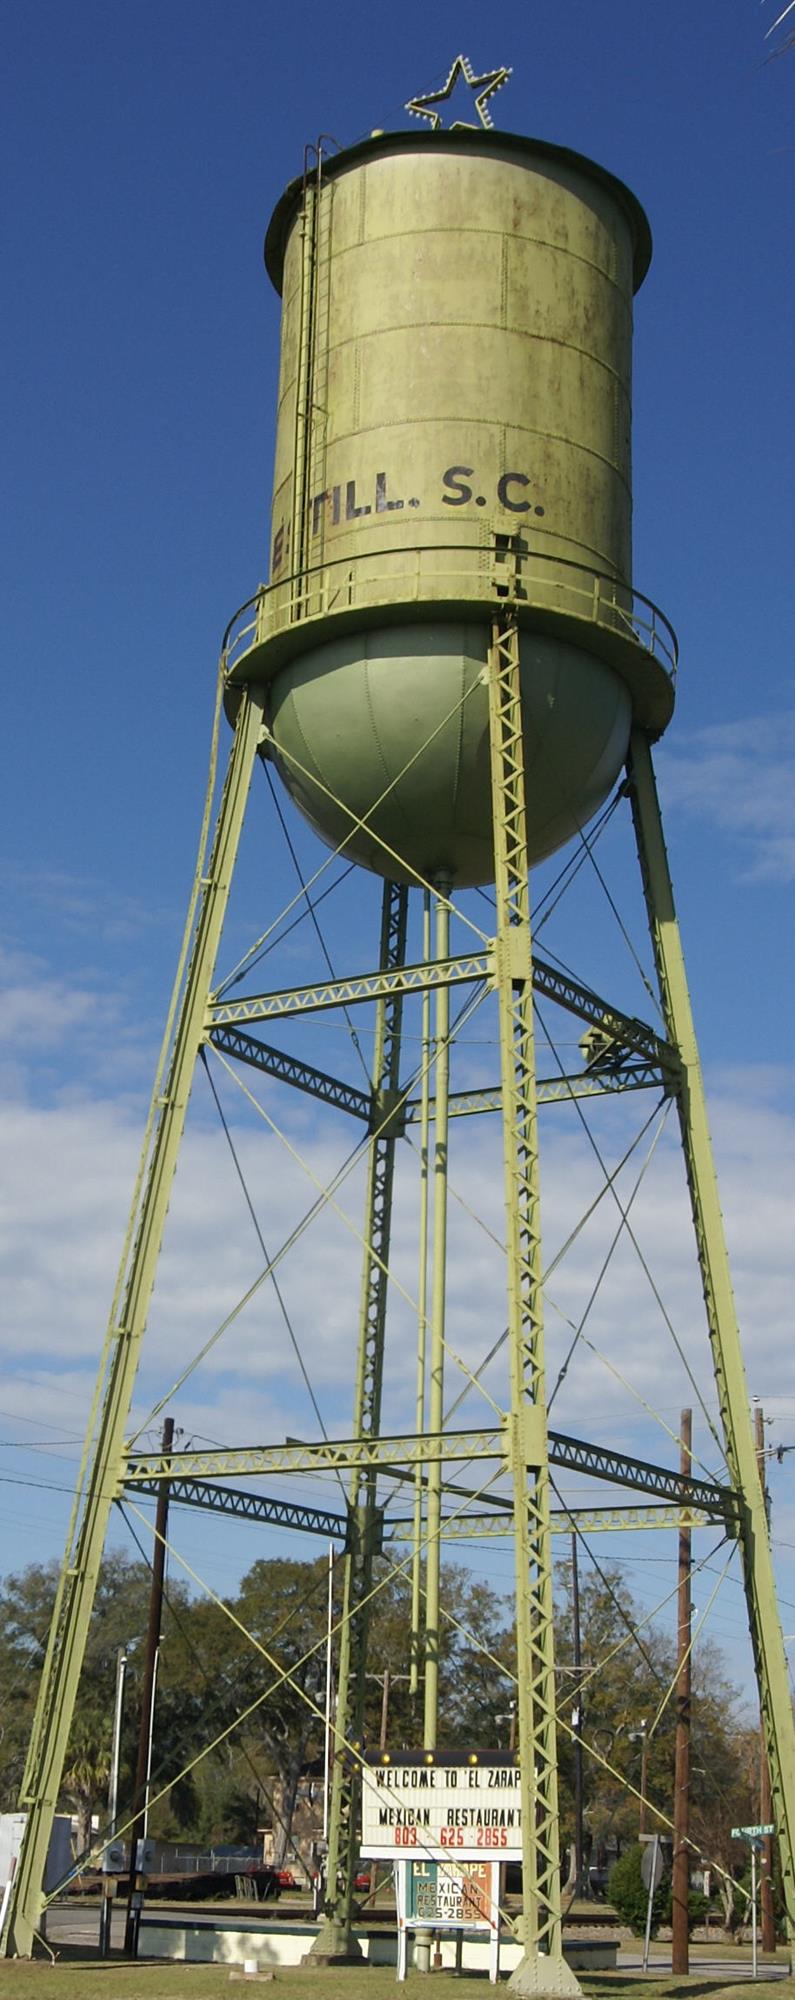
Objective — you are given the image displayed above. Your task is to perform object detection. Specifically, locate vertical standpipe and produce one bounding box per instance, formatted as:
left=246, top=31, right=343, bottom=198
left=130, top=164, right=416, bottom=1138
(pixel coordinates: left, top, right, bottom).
left=238, top=127, right=674, bottom=891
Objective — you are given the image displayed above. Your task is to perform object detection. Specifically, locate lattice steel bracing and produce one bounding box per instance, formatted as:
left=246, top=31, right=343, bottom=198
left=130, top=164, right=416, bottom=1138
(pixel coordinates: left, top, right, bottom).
left=207, top=948, right=677, bottom=1069
left=422, top=883, right=452, bottom=1749
left=124, top=1479, right=719, bottom=1541
left=310, top=880, right=408, bottom=1960
left=486, top=610, right=581, bottom=1995
left=121, top=1429, right=736, bottom=1514
left=4, top=615, right=793, bottom=1974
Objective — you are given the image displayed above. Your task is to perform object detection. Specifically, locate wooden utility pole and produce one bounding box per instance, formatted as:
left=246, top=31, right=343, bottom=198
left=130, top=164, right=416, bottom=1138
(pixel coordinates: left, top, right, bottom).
left=365, top=1669, right=410, bottom=1905
left=124, top=1413, right=173, bottom=1956
left=755, top=1406, right=776, bottom=1953
left=671, top=1408, right=692, bottom=1975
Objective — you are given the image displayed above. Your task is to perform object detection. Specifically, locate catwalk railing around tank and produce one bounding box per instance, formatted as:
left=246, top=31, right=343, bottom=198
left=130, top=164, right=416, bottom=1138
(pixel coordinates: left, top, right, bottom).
left=221, top=542, right=678, bottom=688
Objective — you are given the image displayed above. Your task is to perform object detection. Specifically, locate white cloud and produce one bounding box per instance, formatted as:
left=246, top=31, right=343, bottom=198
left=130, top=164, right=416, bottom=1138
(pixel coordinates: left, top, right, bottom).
left=0, top=864, right=172, bottom=944
left=0, top=945, right=117, bottom=1048
left=2, top=946, right=793, bottom=1701
left=658, top=712, right=795, bottom=882
left=4, top=1052, right=789, bottom=1467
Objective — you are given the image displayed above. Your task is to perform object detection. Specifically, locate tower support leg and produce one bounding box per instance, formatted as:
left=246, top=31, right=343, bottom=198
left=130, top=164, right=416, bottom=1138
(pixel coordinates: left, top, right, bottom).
left=487, top=614, right=582, bottom=1999
left=409, top=892, right=432, bottom=1700
left=423, top=878, right=452, bottom=1749
left=308, top=879, right=408, bottom=1962
left=2, top=685, right=266, bottom=1958
left=628, top=725, right=795, bottom=1944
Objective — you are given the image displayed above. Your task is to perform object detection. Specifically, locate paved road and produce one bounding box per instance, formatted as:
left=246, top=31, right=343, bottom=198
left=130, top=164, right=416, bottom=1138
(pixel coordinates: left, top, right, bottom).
left=44, top=1902, right=791, bottom=1978
left=46, top=1901, right=126, bottom=1952
left=621, top=1950, right=790, bottom=1980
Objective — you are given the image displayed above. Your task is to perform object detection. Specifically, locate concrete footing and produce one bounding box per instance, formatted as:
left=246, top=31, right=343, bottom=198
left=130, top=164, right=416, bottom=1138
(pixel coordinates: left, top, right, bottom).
left=302, top=1916, right=365, bottom=1966
left=508, top=1948, right=586, bottom=1996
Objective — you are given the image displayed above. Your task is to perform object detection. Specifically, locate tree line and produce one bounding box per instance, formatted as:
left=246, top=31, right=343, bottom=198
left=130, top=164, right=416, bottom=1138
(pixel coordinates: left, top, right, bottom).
left=0, top=1545, right=761, bottom=1922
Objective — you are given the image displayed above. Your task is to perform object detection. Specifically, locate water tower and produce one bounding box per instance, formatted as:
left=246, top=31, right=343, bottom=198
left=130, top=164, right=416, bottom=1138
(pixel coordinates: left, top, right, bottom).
left=5, top=62, right=794, bottom=1988
left=243, top=110, right=671, bottom=885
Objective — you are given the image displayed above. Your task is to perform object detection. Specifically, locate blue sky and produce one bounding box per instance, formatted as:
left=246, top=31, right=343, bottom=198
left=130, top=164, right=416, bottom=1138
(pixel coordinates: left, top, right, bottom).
left=2, top=1, right=794, bottom=1715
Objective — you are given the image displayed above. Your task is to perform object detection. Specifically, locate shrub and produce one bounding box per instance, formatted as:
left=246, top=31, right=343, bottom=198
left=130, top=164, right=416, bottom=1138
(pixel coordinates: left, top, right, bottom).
left=608, top=1844, right=666, bottom=1935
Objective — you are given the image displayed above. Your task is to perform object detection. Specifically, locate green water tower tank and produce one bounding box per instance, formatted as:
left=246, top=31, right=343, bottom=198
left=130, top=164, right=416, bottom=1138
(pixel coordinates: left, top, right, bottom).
left=225, top=128, right=676, bottom=888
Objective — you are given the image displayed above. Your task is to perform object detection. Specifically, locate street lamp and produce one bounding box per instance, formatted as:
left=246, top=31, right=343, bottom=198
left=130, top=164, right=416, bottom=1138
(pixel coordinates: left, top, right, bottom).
left=570, top=1696, right=587, bottom=1899
left=495, top=1703, right=517, bottom=1753
left=628, top=1721, right=649, bottom=1839
left=363, top=1672, right=411, bottom=1905
left=99, top=1645, right=129, bottom=1957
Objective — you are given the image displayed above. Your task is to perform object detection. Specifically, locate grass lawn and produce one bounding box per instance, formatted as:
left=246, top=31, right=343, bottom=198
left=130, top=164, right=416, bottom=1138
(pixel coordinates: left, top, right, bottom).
left=0, top=1966, right=791, bottom=2000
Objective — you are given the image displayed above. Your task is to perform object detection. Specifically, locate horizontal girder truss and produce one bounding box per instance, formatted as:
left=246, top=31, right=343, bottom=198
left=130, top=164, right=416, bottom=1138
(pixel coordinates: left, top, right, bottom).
left=409, top=1059, right=670, bottom=1118
left=206, top=1022, right=669, bottom=1122
left=122, top=1479, right=721, bottom=1541
left=122, top=1476, right=350, bottom=1540
left=208, top=952, right=491, bottom=1025
left=207, top=949, right=679, bottom=1079
left=207, top=1024, right=372, bottom=1121
left=433, top=1503, right=723, bottom=1538
left=122, top=1426, right=737, bottom=1522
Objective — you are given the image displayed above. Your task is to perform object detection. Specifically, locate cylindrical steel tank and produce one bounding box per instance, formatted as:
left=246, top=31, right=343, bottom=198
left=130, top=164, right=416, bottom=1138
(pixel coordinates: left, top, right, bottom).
left=225, top=129, right=676, bottom=888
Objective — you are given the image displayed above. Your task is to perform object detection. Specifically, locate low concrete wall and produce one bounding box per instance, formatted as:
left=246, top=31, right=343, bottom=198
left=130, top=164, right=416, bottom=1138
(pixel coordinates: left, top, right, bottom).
left=139, top=1914, right=618, bottom=1974
left=564, top=1939, right=621, bottom=1969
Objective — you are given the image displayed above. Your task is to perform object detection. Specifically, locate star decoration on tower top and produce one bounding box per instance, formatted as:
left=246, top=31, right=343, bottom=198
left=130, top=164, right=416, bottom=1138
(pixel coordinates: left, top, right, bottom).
left=405, top=55, right=512, bottom=133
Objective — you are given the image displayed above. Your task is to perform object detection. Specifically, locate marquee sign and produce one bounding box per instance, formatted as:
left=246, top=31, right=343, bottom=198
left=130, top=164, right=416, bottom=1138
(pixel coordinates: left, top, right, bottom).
left=360, top=1752, right=522, bottom=1863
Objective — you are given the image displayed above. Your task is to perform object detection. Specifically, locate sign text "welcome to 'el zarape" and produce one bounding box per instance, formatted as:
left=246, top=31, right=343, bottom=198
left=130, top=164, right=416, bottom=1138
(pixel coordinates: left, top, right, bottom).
left=360, top=1754, right=522, bottom=1862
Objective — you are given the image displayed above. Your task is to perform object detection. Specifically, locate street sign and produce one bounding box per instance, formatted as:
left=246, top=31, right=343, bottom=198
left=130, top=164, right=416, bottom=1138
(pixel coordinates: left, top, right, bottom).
left=731, top=1823, right=774, bottom=1839
left=641, top=1841, right=665, bottom=1892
